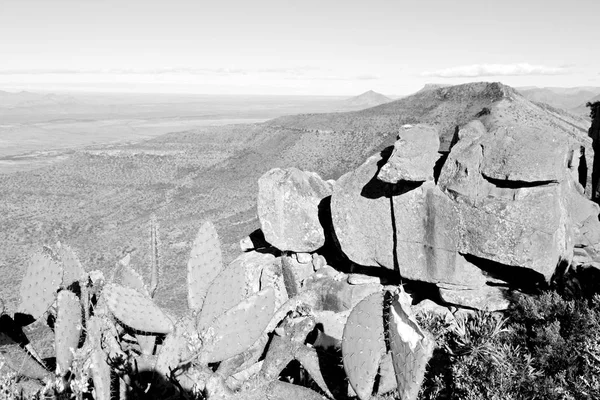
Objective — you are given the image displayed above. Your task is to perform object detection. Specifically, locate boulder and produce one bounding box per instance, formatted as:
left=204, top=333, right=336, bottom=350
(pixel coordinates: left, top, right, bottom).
left=331, top=152, right=490, bottom=286
left=311, top=254, right=327, bottom=271
left=377, top=124, right=441, bottom=183
left=294, top=252, right=312, bottom=264
left=481, top=126, right=569, bottom=183
left=257, top=168, right=333, bottom=252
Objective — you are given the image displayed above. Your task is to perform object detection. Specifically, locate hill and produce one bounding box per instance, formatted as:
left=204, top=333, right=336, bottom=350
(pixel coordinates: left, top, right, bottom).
left=336, top=90, right=391, bottom=111
left=572, top=93, right=600, bottom=116
left=0, top=82, right=592, bottom=313
left=517, top=86, right=600, bottom=114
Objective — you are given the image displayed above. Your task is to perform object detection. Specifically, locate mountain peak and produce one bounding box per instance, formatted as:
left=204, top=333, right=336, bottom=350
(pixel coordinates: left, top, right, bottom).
left=339, top=90, right=391, bottom=110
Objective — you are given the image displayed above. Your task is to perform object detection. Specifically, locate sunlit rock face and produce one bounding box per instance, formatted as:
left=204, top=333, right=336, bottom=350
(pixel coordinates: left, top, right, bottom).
left=258, top=167, right=333, bottom=253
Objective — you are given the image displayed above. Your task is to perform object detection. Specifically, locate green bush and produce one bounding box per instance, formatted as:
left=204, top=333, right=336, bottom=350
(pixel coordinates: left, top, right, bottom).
left=417, top=291, right=600, bottom=400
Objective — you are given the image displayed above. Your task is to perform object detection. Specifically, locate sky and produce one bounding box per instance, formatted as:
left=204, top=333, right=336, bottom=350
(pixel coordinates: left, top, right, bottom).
left=0, top=0, right=598, bottom=96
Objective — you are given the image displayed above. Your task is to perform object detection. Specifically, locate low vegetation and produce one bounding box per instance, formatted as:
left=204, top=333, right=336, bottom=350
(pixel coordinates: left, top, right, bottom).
left=417, top=290, right=600, bottom=400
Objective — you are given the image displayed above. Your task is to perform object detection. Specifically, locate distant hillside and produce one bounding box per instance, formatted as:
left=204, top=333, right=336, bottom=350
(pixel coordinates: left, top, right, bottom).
left=270, top=81, right=590, bottom=157
left=572, top=93, right=600, bottom=116
left=517, top=86, right=600, bottom=114
left=0, top=90, right=78, bottom=108
left=336, top=90, right=391, bottom=111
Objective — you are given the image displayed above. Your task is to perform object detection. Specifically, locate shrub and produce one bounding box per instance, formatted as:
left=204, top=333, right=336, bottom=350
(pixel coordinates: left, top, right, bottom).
left=417, top=291, right=600, bottom=400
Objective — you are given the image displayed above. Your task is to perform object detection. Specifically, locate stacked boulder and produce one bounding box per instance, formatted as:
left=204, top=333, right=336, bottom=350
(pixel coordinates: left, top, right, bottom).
left=254, top=119, right=600, bottom=313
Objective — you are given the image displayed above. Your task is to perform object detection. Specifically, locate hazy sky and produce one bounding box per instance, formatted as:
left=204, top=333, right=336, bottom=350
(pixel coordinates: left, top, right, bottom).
left=0, top=0, right=598, bottom=95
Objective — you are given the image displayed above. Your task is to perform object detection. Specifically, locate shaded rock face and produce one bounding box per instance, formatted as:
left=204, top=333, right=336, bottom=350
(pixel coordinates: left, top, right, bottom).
left=257, top=168, right=333, bottom=252
left=330, top=118, right=600, bottom=309
left=377, top=124, right=441, bottom=183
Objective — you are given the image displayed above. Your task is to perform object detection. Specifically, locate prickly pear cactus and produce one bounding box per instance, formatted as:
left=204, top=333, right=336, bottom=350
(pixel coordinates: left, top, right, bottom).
left=388, top=289, right=434, bottom=400
left=85, top=316, right=112, bottom=400
left=55, top=290, right=83, bottom=375
left=55, top=243, right=86, bottom=288
left=155, top=316, right=195, bottom=377
left=18, top=248, right=63, bottom=321
left=187, top=221, right=224, bottom=312
left=342, top=291, right=386, bottom=400
left=196, top=259, right=247, bottom=331
left=199, top=287, right=276, bottom=364
left=113, top=263, right=150, bottom=297
left=103, top=283, right=174, bottom=334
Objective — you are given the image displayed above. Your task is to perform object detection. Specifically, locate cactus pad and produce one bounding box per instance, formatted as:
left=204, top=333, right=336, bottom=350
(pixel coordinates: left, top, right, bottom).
left=114, top=263, right=150, bottom=297
left=196, top=258, right=247, bottom=331
left=55, top=290, right=83, bottom=375
left=342, top=291, right=386, bottom=400
left=187, top=221, right=224, bottom=312
left=199, top=287, right=275, bottom=364
left=103, top=284, right=174, bottom=334
left=56, top=243, right=86, bottom=288
left=18, top=248, right=63, bottom=321
left=388, top=290, right=434, bottom=400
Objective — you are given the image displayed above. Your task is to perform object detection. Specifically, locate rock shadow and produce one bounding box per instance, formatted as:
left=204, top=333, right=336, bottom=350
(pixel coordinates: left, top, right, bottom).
left=462, top=253, right=547, bottom=294
left=360, top=146, right=423, bottom=200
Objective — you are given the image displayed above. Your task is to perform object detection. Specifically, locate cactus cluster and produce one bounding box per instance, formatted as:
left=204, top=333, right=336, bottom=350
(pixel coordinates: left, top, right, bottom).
left=0, top=242, right=107, bottom=397
left=1, top=216, right=436, bottom=400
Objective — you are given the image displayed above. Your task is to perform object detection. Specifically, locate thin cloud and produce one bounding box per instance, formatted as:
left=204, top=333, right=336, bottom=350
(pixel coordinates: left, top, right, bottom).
left=422, top=63, right=570, bottom=78
left=0, top=68, right=250, bottom=75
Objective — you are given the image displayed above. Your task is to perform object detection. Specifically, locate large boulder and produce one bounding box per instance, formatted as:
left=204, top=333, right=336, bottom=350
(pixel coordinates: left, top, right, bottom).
left=257, top=168, right=333, bottom=252
left=480, top=126, right=569, bottom=182
left=331, top=152, right=485, bottom=287
left=377, top=124, right=440, bottom=183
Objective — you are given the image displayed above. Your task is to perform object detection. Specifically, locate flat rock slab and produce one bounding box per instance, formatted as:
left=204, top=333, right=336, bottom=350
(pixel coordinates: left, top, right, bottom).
left=377, top=124, right=440, bottom=183
left=481, top=126, right=569, bottom=183
left=258, top=167, right=333, bottom=252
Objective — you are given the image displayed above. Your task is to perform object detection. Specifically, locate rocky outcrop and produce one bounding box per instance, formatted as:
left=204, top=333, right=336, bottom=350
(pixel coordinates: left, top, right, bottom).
left=257, top=168, right=333, bottom=252
left=588, top=101, right=600, bottom=201
left=252, top=83, right=600, bottom=311
left=329, top=113, right=600, bottom=310
left=377, top=124, right=440, bottom=183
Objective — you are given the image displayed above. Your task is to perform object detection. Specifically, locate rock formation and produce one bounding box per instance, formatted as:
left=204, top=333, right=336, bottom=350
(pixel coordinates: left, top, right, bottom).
left=255, top=83, right=600, bottom=312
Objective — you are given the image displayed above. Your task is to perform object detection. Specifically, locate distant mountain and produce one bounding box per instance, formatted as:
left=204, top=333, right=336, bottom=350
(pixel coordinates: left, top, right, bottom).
left=572, top=93, right=600, bottom=117
left=337, top=90, right=391, bottom=111
left=415, top=83, right=451, bottom=93
left=517, top=86, right=600, bottom=114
